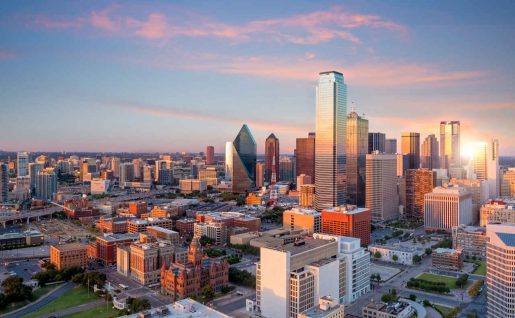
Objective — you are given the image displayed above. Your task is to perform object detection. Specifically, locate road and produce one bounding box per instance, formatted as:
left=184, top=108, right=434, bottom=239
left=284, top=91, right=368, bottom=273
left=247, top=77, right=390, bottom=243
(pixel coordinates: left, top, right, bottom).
left=1, top=282, right=74, bottom=318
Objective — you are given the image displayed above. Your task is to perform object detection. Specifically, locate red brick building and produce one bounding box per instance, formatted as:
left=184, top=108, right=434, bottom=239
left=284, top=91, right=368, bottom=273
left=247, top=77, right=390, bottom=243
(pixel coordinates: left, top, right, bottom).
left=321, top=205, right=371, bottom=245
left=63, top=198, right=101, bottom=219
left=128, top=201, right=148, bottom=217
left=161, top=238, right=228, bottom=300
left=96, top=217, right=128, bottom=233
left=87, top=234, right=137, bottom=265
left=176, top=219, right=197, bottom=237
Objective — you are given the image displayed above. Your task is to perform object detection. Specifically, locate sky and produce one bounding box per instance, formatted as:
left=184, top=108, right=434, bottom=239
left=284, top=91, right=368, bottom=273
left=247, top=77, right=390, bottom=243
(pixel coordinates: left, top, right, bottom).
left=0, top=0, right=514, bottom=155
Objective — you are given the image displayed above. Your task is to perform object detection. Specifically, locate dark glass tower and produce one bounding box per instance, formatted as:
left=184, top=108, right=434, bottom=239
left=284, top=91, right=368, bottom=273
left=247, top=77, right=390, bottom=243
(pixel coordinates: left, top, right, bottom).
left=231, top=124, right=257, bottom=193
left=264, top=133, right=280, bottom=184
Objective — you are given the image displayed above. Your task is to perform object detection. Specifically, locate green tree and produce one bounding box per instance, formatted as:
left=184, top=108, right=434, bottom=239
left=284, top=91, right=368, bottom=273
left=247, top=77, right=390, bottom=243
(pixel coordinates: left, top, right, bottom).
left=412, top=255, right=422, bottom=263
left=425, top=248, right=433, bottom=255
left=202, top=285, right=215, bottom=301
left=1, top=276, right=32, bottom=302
left=127, top=297, right=151, bottom=313
left=374, top=251, right=382, bottom=258
left=409, top=294, right=417, bottom=301
left=423, top=299, right=431, bottom=307
left=392, top=254, right=399, bottom=262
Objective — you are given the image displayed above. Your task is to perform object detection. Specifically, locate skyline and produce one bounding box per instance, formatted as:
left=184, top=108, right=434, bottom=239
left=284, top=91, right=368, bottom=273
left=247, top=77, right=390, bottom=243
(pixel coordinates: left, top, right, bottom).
left=1, top=1, right=515, bottom=154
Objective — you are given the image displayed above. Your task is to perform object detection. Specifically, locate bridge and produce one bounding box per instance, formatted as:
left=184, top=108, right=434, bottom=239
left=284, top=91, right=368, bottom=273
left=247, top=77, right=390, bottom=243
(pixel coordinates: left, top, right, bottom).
left=0, top=205, right=63, bottom=228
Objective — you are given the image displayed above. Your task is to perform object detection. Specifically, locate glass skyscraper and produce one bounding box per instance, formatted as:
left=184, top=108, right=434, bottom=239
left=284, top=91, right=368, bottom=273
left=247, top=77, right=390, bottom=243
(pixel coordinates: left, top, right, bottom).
left=401, top=132, right=420, bottom=170
left=264, top=133, right=279, bottom=184
left=229, top=124, right=256, bottom=193
left=346, top=111, right=368, bottom=207
left=439, top=121, right=460, bottom=170
left=314, top=71, right=347, bottom=211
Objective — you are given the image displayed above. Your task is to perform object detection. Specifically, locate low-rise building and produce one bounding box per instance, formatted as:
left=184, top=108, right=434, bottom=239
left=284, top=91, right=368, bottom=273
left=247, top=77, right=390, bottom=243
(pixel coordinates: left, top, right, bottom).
left=321, top=205, right=371, bottom=245
left=50, top=243, right=87, bottom=270
left=127, top=217, right=173, bottom=234
left=229, top=232, right=260, bottom=245
left=298, top=296, right=344, bottom=318
left=179, top=179, right=207, bottom=194
left=0, top=230, right=44, bottom=250
left=87, top=233, right=137, bottom=265
left=96, top=217, right=128, bottom=233
left=129, top=237, right=174, bottom=286
left=147, top=226, right=180, bottom=245
left=193, top=221, right=227, bottom=244
left=362, top=301, right=413, bottom=318
left=176, top=218, right=197, bottom=237
left=283, top=207, right=321, bottom=234
left=480, top=199, right=515, bottom=226
left=452, top=225, right=488, bottom=259
left=432, top=247, right=463, bottom=271
left=117, top=298, right=230, bottom=318
left=368, top=244, right=424, bottom=266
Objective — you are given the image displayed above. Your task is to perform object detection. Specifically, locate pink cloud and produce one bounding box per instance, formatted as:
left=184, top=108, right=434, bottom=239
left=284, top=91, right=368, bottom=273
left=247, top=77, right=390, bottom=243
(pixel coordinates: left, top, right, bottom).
left=90, top=8, right=120, bottom=32
left=126, top=14, right=168, bottom=39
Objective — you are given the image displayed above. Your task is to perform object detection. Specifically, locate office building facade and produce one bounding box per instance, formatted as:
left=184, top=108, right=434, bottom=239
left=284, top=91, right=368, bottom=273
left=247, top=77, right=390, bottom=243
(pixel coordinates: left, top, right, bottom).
left=368, top=132, right=385, bottom=154
left=421, top=134, right=439, bottom=170
left=424, top=186, right=473, bottom=232
left=401, top=132, right=420, bottom=170
left=296, top=132, right=316, bottom=179
left=405, top=169, right=436, bottom=221
left=346, top=112, right=368, bottom=207
left=228, top=124, right=257, bottom=193
left=265, top=133, right=280, bottom=184
left=366, top=153, right=399, bottom=222
left=440, top=121, right=460, bottom=170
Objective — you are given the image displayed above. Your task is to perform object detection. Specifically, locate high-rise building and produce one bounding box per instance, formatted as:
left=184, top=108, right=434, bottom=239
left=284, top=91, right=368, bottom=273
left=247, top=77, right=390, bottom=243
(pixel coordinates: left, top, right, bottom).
left=255, top=162, right=264, bottom=188
left=132, top=158, right=144, bottom=181
left=279, top=157, right=294, bottom=182
left=0, top=163, right=7, bottom=203
left=448, top=179, right=489, bottom=225
left=35, top=168, right=57, bottom=201
left=29, top=163, right=44, bottom=193
left=501, top=168, right=515, bottom=197
left=346, top=112, right=368, bottom=207
left=229, top=124, right=257, bottom=193
left=405, top=169, right=436, bottom=221
left=474, top=139, right=500, bottom=199
left=421, top=134, right=439, bottom=170
left=256, top=234, right=369, bottom=318
left=80, top=158, right=97, bottom=181
left=486, top=223, right=515, bottom=318
left=129, top=238, right=174, bottom=286
left=385, top=138, right=397, bottom=154
left=299, top=184, right=315, bottom=208
left=283, top=207, right=321, bottom=234
left=206, top=146, right=215, bottom=165
left=368, top=132, right=385, bottom=154
left=111, top=157, right=120, bottom=178
left=452, top=225, right=487, bottom=259
left=401, top=132, right=420, bottom=170
left=440, top=121, right=460, bottom=170
left=155, top=160, right=173, bottom=185
left=424, top=186, right=473, bottom=232
left=321, top=205, right=371, bottom=245
left=366, top=153, right=399, bottom=221
left=265, top=133, right=280, bottom=184
left=17, top=151, right=29, bottom=177
left=119, top=163, right=135, bottom=187
left=224, top=141, right=233, bottom=182
left=315, top=71, right=347, bottom=211
left=296, top=132, right=316, bottom=179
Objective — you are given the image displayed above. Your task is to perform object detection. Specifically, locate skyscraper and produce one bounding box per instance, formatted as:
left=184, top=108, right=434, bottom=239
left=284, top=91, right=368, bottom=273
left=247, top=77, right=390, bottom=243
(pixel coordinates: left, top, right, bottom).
left=0, top=163, right=8, bottom=203
left=255, top=162, right=264, bottom=188
left=111, top=157, right=120, bottom=178
left=229, top=124, right=256, bottom=193
left=119, top=162, right=135, bottom=187
left=296, top=132, right=315, bottom=179
left=35, top=168, right=57, bottom=201
left=206, top=146, right=214, bottom=165
left=421, top=134, right=439, bottom=170
left=29, top=163, right=44, bottom=193
left=424, top=186, right=472, bottom=232
left=346, top=112, right=368, bottom=206
left=440, top=121, right=460, bottom=170
left=314, top=71, right=347, bottom=211
left=368, top=132, right=386, bottom=154
left=264, top=133, right=280, bottom=184
left=405, top=169, right=436, bottom=221
left=474, top=139, right=500, bottom=199
left=279, top=157, right=294, bottom=182
left=401, top=132, right=420, bottom=170
left=385, top=138, right=397, bottom=154
left=366, top=153, right=399, bottom=221
left=17, top=151, right=29, bottom=177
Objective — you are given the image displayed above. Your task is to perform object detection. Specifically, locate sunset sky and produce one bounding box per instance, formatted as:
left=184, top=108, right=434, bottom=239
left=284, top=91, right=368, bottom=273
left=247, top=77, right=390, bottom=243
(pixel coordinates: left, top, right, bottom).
left=1, top=0, right=514, bottom=155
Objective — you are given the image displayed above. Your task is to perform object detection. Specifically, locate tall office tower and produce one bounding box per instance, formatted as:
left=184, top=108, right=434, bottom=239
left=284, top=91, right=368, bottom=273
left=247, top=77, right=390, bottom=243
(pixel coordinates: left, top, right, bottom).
left=206, top=146, right=215, bottom=165
left=256, top=234, right=369, bottom=318
left=80, top=158, right=97, bottom=181
left=385, top=138, right=397, bottom=154
left=423, top=186, right=472, bottom=232
left=401, top=132, right=420, bottom=170
left=35, top=168, right=57, bottom=201
left=346, top=112, right=368, bottom=207
left=0, top=163, right=7, bottom=203
left=366, top=153, right=399, bottom=221
left=474, top=139, right=500, bottom=199
left=486, top=223, right=515, bottom=318
left=368, top=132, right=385, bottom=154
left=315, top=71, right=347, bottom=211
left=17, top=151, right=29, bottom=177
left=111, top=157, right=120, bottom=178
left=255, top=162, right=264, bottom=188
left=119, top=163, right=135, bottom=187
left=279, top=157, right=294, bottom=182
left=143, top=165, right=153, bottom=183
left=132, top=159, right=143, bottom=181
left=29, top=163, right=44, bottom=193
left=224, top=141, right=233, bottom=182
left=440, top=121, right=460, bottom=170
left=154, top=160, right=173, bottom=185
left=449, top=179, right=488, bottom=225
left=265, top=133, right=280, bottom=184
left=321, top=205, right=371, bottom=245
left=229, top=124, right=256, bottom=193
left=296, top=132, right=316, bottom=179
left=421, top=134, right=439, bottom=170
left=405, top=169, right=436, bottom=221
left=501, top=168, right=515, bottom=197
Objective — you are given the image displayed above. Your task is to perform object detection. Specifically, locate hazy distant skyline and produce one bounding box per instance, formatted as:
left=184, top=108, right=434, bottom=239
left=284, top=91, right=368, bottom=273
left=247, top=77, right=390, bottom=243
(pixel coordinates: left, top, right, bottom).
left=1, top=1, right=514, bottom=155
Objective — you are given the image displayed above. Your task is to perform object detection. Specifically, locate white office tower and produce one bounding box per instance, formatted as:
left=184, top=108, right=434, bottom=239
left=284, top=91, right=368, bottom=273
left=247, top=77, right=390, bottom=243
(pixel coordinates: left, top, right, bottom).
left=314, top=71, right=347, bottom=211
left=224, top=141, right=233, bottom=182
left=256, top=235, right=369, bottom=318
left=17, top=151, right=29, bottom=177
left=486, top=223, right=515, bottom=318
left=35, top=168, right=57, bottom=201
left=474, top=139, right=500, bottom=199
left=366, top=153, right=399, bottom=221
left=424, top=186, right=473, bottom=232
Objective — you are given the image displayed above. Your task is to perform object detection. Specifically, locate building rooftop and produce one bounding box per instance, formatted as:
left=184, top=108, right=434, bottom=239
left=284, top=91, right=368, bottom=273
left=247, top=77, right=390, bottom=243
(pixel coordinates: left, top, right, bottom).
left=52, top=242, right=86, bottom=251
left=146, top=226, right=178, bottom=235
left=98, top=233, right=138, bottom=242
left=364, top=301, right=410, bottom=315
left=322, top=205, right=369, bottom=215
left=434, top=247, right=461, bottom=254
left=270, top=238, right=334, bottom=256
left=287, top=207, right=321, bottom=216
left=119, top=299, right=229, bottom=318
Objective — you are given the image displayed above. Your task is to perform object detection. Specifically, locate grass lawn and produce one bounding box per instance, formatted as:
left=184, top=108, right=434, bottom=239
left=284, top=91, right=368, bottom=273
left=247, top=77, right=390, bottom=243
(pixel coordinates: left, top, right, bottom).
left=22, top=286, right=98, bottom=318
left=434, top=304, right=454, bottom=316
left=417, top=273, right=471, bottom=289
left=61, top=304, right=123, bottom=318
left=472, top=261, right=486, bottom=276
left=0, top=284, right=61, bottom=315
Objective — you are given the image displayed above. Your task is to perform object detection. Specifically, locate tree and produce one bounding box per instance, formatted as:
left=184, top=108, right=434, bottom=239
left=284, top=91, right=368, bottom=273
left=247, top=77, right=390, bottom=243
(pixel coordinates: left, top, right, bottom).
left=1, top=276, right=32, bottom=302
left=200, top=235, right=216, bottom=246
left=127, top=297, right=151, bottom=313
left=455, top=274, right=469, bottom=289
left=392, top=254, right=399, bottom=262
left=425, top=248, right=433, bottom=255
left=202, top=285, right=215, bottom=301
left=412, top=255, right=422, bottom=263
left=409, top=294, right=417, bottom=301
left=423, top=299, right=431, bottom=307
left=374, top=251, right=382, bottom=259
